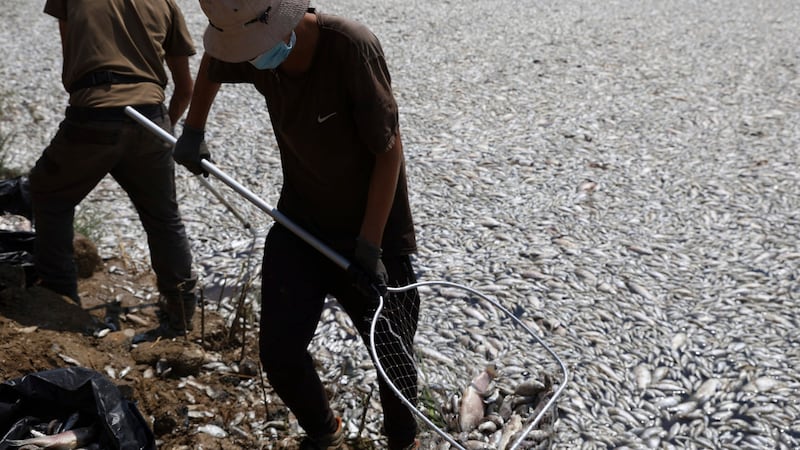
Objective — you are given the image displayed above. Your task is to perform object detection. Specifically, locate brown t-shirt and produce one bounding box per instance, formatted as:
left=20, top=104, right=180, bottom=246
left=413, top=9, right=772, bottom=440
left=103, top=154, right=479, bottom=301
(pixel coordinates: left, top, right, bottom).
left=44, top=0, right=195, bottom=107
left=208, top=13, right=416, bottom=256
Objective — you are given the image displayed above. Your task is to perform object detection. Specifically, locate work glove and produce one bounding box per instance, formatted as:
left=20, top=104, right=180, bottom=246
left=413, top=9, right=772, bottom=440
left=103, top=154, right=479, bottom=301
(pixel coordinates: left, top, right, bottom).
left=173, top=124, right=211, bottom=176
left=350, top=236, right=389, bottom=299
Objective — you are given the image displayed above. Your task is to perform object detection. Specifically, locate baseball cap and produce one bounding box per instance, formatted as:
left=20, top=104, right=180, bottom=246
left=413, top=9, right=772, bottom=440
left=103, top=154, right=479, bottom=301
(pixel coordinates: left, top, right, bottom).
left=200, top=0, right=309, bottom=63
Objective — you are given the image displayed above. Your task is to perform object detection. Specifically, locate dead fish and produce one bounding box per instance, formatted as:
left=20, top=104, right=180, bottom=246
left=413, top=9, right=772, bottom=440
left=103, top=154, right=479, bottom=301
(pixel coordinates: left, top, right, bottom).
left=459, top=364, right=497, bottom=432
left=6, top=426, right=95, bottom=449
left=577, top=179, right=597, bottom=193
left=497, top=414, right=523, bottom=450
left=625, top=279, right=655, bottom=300
left=633, top=364, right=652, bottom=390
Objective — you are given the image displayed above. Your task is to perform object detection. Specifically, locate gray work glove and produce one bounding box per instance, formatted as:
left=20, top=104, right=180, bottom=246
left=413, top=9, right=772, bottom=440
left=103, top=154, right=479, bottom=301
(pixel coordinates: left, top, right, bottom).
left=173, top=124, right=211, bottom=176
left=350, top=236, right=389, bottom=299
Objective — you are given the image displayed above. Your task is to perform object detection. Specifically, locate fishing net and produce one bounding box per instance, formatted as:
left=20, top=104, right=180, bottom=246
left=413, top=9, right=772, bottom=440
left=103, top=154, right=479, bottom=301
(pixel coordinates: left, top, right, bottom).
left=370, top=281, right=567, bottom=450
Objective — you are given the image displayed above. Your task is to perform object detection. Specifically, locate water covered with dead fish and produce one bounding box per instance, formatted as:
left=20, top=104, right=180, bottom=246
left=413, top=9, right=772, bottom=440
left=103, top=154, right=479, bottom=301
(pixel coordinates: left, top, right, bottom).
left=2, top=0, right=799, bottom=448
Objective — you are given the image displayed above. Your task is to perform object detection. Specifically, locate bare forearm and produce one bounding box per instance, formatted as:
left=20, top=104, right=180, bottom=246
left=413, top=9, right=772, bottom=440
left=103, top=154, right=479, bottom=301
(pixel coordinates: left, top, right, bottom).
left=165, top=55, right=193, bottom=125
left=184, top=53, right=221, bottom=130
left=360, top=132, right=403, bottom=246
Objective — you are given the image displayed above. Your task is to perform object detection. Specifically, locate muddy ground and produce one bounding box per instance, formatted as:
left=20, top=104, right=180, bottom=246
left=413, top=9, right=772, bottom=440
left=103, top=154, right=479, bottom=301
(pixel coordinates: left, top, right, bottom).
left=0, top=252, right=379, bottom=450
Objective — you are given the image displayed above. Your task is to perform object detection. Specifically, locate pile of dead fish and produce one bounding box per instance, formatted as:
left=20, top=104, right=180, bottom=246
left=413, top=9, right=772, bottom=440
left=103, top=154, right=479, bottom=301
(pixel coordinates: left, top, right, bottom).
left=395, top=285, right=563, bottom=449
left=2, top=0, right=799, bottom=448
left=419, top=364, right=557, bottom=450
left=282, top=288, right=562, bottom=449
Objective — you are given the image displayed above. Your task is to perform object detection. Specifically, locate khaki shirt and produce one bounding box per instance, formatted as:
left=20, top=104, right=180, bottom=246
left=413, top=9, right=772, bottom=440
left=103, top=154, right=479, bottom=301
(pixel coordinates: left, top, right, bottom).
left=44, top=0, right=195, bottom=107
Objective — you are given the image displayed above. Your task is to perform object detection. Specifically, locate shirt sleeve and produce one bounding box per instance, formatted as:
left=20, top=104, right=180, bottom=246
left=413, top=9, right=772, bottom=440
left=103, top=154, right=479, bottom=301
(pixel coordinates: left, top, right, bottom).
left=346, top=35, right=399, bottom=155
left=44, top=0, right=67, bottom=20
left=163, top=1, right=196, bottom=57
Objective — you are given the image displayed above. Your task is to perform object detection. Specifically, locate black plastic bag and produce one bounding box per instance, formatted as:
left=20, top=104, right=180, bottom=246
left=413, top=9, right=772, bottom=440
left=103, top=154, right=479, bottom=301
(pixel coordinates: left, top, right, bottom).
left=0, top=176, right=31, bottom=220
left=0, top=176, right=36, bottom=286
left=0, top=231, right=34, bottom=255
left=0, top=367, right=155, bottom=450
left=0, top=236, right=36, bottom=288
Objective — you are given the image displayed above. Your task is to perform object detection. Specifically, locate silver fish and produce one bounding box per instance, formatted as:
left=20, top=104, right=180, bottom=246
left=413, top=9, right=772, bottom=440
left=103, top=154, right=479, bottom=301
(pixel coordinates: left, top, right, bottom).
left=6, top=426, right=95, bottom=450
left=496, top=414, right=523, bottom=450
left=459, top=364, right=497, bottom=432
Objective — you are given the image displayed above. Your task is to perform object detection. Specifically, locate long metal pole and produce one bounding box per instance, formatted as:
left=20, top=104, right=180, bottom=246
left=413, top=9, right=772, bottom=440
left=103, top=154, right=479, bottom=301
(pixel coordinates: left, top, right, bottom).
left=124, top=106, right=351, bottom=271
left=124, top=107, right=254, bottom=233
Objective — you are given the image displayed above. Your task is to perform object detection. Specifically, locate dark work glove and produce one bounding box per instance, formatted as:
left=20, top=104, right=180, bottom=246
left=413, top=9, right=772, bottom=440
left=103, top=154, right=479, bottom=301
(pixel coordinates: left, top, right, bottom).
left=173, top=124, right=211, bottom=176
left=350, top=236, right=389, bottom=299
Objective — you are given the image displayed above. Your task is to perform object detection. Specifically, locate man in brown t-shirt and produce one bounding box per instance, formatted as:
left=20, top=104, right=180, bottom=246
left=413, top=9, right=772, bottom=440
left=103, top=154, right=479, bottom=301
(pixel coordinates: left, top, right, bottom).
left=30, top=0, right=199, bottom=333
left=173, top=1, right=419, bottom=448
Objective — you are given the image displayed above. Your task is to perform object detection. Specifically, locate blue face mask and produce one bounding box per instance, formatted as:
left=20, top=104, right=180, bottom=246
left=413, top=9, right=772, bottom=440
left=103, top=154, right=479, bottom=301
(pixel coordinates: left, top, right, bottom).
left=249, top=31, right=296, bottom=70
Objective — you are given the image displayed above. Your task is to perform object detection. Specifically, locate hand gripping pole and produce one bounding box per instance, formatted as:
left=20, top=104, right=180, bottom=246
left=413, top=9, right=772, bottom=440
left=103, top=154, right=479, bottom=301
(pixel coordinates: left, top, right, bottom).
left=124, top=106, right=349, bottom=270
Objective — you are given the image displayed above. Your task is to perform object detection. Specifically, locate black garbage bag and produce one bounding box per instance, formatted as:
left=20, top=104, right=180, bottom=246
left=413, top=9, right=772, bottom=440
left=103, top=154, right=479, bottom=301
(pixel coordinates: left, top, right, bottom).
left=0, top=367, right=155, bottom=450
left=0, top=176, right=36, bottom=286
left=0, top=176, right=31, bottom=220
left=0, top=235, right=36, bottom=288
left=0, top=231, right=34, bottom=255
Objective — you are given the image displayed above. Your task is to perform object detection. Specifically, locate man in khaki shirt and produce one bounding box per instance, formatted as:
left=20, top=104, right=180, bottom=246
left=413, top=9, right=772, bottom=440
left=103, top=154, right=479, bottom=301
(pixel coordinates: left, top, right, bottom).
left=31, top=0, right=199, bottom=333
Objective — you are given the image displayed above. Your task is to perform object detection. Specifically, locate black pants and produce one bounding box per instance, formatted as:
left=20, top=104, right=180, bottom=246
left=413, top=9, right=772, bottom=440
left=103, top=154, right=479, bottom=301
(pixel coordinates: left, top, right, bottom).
left=259, top=224, right=419, bottom=449
left=29, top=105, right=196, bottom=299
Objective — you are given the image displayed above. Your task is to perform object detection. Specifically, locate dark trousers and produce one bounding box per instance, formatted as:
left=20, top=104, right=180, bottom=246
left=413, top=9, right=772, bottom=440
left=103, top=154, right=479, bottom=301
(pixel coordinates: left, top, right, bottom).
left=259, top=224, right=419, bottom=449
left=29, top=105, right=196, bottom=299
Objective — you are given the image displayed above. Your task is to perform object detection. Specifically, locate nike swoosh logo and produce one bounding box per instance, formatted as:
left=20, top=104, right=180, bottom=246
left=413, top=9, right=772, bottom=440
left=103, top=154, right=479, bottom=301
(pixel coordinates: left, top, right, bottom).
left=317, top=112, right=337, bottom=123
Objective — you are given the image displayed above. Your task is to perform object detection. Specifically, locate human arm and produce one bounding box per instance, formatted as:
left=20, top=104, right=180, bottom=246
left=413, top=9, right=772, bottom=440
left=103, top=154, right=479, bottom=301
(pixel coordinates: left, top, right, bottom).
left=173, top=53, right=221, bottom=174
left=182, top=53, right=221, bottom=129
left=346, top=37, right=405, bottom=293
left=359, top=131, right=403, bottom=246
left=165, top=55, right=193, bottom=125
left=352, top=131, right=404, bottom=294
